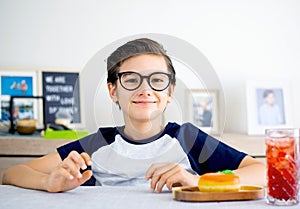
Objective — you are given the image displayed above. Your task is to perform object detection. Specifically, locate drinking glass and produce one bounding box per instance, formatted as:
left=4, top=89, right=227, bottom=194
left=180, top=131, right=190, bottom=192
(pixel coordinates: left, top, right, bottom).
left=265, top=128, right=299, bottom=206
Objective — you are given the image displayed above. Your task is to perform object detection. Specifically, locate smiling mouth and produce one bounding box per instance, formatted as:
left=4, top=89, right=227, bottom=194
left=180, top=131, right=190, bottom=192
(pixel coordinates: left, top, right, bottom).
left=132, top=101, right=156, bottom=104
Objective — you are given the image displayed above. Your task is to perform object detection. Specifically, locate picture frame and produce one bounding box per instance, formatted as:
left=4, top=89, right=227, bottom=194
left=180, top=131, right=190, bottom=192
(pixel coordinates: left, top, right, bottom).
left=0, top=70, right=38, bottom=122
left=246, top=80, right=293, bottom=135
left=8, top=96, right=46, bottom=132
left=41, top=69, right=85, bottom=129
left=187, top=89, right=219, bottom=134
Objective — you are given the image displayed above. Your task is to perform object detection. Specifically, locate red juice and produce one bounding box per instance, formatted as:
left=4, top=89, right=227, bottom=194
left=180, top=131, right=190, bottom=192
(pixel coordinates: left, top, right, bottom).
left=265, top=129, right=299, bottom=206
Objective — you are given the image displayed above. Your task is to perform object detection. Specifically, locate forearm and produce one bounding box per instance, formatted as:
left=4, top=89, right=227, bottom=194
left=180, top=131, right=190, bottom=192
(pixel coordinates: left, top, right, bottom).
left=2, top=164, right=49, bottom=191
left=234, top=160, right=266, bottom=186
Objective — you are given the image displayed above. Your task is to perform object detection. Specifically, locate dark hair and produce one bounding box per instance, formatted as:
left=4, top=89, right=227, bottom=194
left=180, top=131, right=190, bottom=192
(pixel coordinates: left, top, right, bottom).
left=107, top=38, right=176, bottom=85
left=263, top=89, right=274, bottom=98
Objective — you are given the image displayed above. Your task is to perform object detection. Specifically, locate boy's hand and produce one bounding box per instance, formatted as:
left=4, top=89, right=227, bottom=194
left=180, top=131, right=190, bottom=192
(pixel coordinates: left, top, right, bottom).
left=145, top=162, right=199, bottom=193
left=45, top=151, right=92, bottom=192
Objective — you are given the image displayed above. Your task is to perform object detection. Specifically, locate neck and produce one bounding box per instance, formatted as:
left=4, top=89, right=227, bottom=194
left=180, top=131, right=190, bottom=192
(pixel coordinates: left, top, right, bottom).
left=123, top=117, right=163, bottom=140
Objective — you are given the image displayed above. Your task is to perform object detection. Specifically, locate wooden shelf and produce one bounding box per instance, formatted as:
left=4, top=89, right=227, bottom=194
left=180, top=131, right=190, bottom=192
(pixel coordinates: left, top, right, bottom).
left=0, top=136, right=74, bottom=156
left=214, top=133, right=265, bottom=157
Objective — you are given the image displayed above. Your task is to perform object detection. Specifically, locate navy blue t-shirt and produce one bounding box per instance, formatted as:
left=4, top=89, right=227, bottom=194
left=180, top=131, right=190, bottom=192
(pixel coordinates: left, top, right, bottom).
left=57, top=122, right=247, bottom=186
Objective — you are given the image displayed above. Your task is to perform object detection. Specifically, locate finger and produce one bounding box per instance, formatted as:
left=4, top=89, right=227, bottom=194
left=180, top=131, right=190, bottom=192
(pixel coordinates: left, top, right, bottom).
left=61, top=159, right=83, bottom=179
left=146, top=163, right=172, bottom=190
left=69, top=151, right=87, bottom=170
left=57, top=166, right=76, bottom=181
left=145, top=163, right=160, bottom=180
left=150, top=171, right=161, bottom=191
left=165, top=170, right=199, bottom=190
left=80, top=170, right=93, bottom=183
left=156, top=165, right=180, bottom=192
left=72, top=170, right=93, bottom=187
left=145, top=163, right=175, bottom=180
left=80, top=152, right=92, bottom=168
left=62, top=151, right=84, bottom=179
left=68, top=151, right=91, bottom=178
left=148, top=163, right=178, bottom=191
left=148, top=164, right=167, bottom=190
left=165, top=175, right=182, bottom=190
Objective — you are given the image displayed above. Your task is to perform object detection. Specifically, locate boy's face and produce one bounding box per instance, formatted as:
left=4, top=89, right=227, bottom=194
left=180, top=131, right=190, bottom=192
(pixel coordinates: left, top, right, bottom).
left=108, top=54, right=174, bottom=123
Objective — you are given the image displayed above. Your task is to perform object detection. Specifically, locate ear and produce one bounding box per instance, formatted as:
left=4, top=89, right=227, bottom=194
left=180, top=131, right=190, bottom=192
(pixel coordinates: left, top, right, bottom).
left=107, top=83, right=118, bottom=103
left=167, top=85, right=175, bottom=103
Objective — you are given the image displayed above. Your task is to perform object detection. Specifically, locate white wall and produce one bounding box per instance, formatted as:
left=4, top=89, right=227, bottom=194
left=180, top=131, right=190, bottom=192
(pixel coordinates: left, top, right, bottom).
left=0, top=0, right=299, bottom=134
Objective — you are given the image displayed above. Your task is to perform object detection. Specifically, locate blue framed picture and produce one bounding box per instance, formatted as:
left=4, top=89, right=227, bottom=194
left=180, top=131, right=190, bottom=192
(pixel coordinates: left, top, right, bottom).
left=1, top=75, right=34, bottom=96
left=0, top=70, right=37, bottom=121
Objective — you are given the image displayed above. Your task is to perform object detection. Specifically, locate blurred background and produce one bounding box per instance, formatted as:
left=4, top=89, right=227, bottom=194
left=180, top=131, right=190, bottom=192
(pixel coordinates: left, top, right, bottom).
left=0, top=0, right=299, bottom=134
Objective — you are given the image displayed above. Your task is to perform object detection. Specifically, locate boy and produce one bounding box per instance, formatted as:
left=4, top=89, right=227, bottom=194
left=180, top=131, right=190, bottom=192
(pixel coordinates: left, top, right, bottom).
left=3, top=38, right=265, bottom=192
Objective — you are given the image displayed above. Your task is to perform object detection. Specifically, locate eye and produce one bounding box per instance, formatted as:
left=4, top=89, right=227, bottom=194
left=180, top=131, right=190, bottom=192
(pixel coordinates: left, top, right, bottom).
left=151, top=74, right=168, bottom=84
left=151, top=78, right=164, bottom=83
left=121, top=73, right=140, bottom=84
left=124, top=78, right=139, bottom=83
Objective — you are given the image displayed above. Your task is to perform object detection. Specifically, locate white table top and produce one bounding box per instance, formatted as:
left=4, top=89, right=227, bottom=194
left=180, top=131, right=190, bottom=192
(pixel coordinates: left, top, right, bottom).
left=0, top=185, right=298, bottom=209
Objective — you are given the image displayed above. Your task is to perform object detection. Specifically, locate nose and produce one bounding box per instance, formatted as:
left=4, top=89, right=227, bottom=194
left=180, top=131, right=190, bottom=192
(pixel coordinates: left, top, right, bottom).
left=139, top=77, right=151, bottom=89
left=138, top=78, right=152, bottom=95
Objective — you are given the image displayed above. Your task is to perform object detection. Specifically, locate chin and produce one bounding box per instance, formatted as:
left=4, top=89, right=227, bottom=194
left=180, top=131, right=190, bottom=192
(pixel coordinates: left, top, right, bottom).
left=131, top=112, right=162, bottom=122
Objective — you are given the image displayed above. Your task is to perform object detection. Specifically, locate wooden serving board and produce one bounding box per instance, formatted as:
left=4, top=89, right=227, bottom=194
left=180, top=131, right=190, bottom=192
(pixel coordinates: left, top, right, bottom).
left=172, top=185, right=265, bottom=202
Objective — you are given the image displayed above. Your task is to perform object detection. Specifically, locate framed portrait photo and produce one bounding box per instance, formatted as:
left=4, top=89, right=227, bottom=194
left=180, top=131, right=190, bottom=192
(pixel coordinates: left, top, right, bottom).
left=246, top=80, right=293, bottom=135
left=187, top=89, right=219, bottom=134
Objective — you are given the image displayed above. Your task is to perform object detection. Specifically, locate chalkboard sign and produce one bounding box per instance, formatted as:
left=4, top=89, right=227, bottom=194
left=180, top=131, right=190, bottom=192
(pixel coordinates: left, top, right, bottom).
left=42, top=72, right=81, bottom=124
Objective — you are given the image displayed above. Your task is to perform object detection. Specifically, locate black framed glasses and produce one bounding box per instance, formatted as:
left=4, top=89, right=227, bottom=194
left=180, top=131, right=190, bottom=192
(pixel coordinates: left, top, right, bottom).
left=117, top=71, right=174, bottom=91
